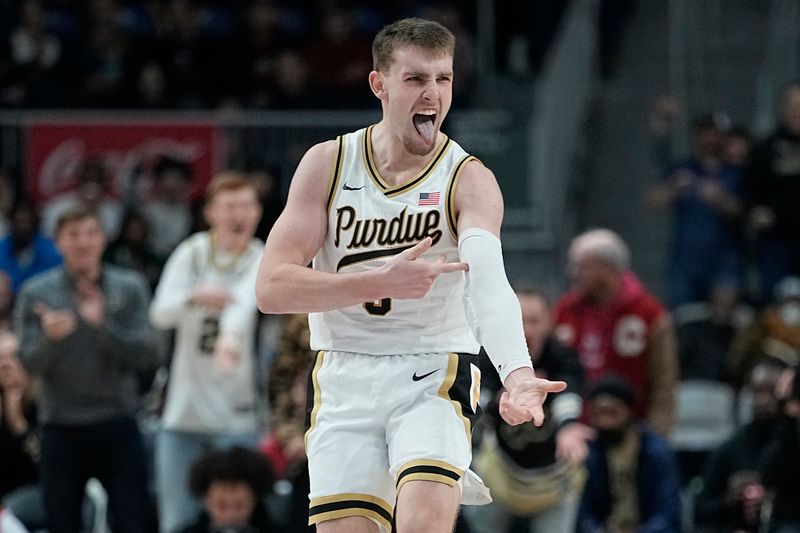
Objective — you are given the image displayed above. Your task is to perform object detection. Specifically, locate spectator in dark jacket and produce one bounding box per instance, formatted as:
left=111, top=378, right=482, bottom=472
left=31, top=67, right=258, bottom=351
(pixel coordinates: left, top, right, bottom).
left=579, top=376, right=682, bottom=533
left=744, top=81, right=800, bottom=301
left=694, top=362, right=783, bottom=532
left=466, top=288, right=590, bottom=533
left=759, top=367, right=800, bottom=533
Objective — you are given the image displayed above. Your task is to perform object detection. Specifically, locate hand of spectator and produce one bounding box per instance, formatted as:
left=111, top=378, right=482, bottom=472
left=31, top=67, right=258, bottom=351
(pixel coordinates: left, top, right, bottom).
left=749, top=206, right=776, bottom=231
left=33, top=302, right=77, bottom=341
left=777, top=368, right=800, bottom=419
left=213, top=331, right=241, bottom=376
left=76, top=278, right=105, bottom=327
left=727, top=470, right=761, bottom=504
left=284, top=434, right=307, bottom=464
left=697, top=179, right=725, bottom=205
left=555, top=422, right=595, bottom=465
left=191, top=284, right=232, bottom=313
left=1, top=387, right=29, bottom=435
left=672, top=169, right=695, bottom=193
left=499, top=367, right=567, bottom=426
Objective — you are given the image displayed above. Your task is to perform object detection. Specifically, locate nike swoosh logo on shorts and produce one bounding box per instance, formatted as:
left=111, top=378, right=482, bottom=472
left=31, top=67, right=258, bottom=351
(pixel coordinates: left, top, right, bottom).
left=343, top=182, right=365, bottom=191
left=412, top=369, right=439, bottom=381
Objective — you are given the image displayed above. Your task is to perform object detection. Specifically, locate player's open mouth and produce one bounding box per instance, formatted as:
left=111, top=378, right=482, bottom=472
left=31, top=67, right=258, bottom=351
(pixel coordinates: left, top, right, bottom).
left=413, top=111, right=437, bottom=144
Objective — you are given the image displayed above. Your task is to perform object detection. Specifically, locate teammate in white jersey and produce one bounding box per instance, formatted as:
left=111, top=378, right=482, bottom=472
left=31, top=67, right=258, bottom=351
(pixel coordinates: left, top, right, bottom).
left=256, top=18, right=566, bottom=533
left=150, top=173, right=264, bottom=533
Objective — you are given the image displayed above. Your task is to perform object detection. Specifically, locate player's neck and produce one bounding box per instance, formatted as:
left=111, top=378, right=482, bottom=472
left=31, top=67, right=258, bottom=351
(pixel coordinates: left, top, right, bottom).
left=371, top=122, right=441, bottom=187
left=210, top=230, right=247, bottom=254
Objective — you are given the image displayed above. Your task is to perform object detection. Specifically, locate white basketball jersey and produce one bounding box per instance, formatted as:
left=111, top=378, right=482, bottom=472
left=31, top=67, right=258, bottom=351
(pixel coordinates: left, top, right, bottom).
left=309, top=125, right=481, bottom=355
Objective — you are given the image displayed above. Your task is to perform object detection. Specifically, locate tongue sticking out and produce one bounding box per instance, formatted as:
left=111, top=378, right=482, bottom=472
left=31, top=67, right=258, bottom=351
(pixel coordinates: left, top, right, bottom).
left=413, top=114, right=436, bottom=145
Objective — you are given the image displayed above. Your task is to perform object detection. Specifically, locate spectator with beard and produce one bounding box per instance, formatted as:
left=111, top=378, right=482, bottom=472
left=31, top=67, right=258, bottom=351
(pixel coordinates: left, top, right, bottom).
left=579, top=376, right=682, bottom=533
left=694, top=362, right=784, bottom=533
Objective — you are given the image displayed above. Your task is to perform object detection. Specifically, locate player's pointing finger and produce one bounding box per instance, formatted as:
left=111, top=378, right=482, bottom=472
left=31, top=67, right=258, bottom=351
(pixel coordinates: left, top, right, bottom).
left=435, top=261, right=469, bottom=274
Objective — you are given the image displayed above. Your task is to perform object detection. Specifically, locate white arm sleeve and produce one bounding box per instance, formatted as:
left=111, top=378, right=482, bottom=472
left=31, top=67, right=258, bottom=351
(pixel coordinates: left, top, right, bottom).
left=458, top=227, right=533, bottom=383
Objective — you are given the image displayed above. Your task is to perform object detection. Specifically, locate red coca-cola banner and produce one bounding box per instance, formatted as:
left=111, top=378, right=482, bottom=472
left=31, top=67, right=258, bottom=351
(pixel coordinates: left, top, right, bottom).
left=25, top=120, right=220, bottom=203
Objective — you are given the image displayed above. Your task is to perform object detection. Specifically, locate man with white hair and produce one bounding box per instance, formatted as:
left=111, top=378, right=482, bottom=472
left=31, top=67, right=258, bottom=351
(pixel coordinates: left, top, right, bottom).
left=554, top=229, right=678, bottom=436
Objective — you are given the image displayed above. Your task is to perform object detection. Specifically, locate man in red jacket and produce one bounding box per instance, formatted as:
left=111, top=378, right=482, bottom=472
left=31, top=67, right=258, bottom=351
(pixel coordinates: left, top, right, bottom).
left=554, top=229, right=677, bottom=436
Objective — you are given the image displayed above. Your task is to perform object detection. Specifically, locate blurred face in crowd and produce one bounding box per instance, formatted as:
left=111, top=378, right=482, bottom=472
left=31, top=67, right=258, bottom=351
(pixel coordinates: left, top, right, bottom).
left=205, top=481, right=256, bottom=528
left=371, top=45, right=454, bottom=156
left=519, top=293, right=551, bottom=361
left=588, top=394, right=633, bottom=446
left=724, top=133, right=751, bottom=166
left=782, top=85, right=800, bottom=135
left=693, top=124, right=722, bottom=160
left=205, top=185, right=262, bottom=250
left=749, top=365, right=781, bottom=422
left=568, top=251, right=614, bottom=300
left=56, top=216, right=106, bottom=278
left=10, top=205, right=37, bottom=247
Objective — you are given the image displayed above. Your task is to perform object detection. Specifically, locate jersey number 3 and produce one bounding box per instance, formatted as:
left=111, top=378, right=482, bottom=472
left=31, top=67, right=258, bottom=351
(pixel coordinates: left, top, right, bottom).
left=364, top=298, right=392, bottom=316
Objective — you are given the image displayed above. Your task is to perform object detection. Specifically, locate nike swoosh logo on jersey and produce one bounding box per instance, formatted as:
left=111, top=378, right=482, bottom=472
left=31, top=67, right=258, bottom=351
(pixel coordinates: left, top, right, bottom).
left=343, top=182, right=365, bottom=191
left=412, top=369, right=439, bottom=381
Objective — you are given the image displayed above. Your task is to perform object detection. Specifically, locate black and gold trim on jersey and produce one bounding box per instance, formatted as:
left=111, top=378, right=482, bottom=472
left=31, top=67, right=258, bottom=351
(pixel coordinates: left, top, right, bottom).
left=326, top=136, right=345, bottom=212
left=438, top=352, right=482, bottom=441
left=304, top=351, right=325, bottom=448
left=336, top=243, right=414, bottom=272
left=362, top=125, right=451, bottom=198
left=308, top=493, right=393, bottom=530
left=396, top=459, right=464, bottom=492
left=445, top=155, right=480, bottom=241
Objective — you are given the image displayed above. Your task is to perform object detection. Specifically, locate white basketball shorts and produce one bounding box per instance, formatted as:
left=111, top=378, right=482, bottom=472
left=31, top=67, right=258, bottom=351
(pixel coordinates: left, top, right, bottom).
left=305, top=350, right=484, bottom=530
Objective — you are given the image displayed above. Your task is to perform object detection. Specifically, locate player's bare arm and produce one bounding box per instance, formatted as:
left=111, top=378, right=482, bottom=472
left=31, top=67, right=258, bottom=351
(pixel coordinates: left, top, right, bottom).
left=455, top=161, right=566, bottom=426
left=256, top=142, right=467, bottom=314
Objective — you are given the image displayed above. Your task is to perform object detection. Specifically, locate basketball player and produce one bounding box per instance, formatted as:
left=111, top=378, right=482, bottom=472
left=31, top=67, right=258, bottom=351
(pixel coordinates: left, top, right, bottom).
left=150, top=173, right=264, bottom=533
left=256, top=18, right=566, bottom=533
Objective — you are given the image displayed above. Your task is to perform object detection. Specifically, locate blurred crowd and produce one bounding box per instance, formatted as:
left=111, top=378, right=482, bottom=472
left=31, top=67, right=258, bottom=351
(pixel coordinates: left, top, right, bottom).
left=0, top=0, right=477, bottom=110
left=0, top=146, right=797, bottom=533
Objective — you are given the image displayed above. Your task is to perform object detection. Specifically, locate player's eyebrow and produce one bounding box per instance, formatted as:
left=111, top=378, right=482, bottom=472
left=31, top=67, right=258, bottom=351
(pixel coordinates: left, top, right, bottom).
left=404, top=70, right=454, bottom=79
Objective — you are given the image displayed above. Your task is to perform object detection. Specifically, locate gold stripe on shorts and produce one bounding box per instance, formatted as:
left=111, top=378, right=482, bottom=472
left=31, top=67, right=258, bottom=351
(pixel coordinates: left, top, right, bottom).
left=396, top=459, right=464, bottom=491
left=437, top=352, right=472, bottom=440
left=308, top=493, right=393, bottom=530
left=304, top=351, right=325, bottom=448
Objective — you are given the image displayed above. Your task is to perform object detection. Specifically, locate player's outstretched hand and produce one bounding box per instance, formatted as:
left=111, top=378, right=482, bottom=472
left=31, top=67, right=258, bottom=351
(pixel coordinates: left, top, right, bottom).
left=499, top=367, right=567, bottom=426
left=379, top=237, right=468, bottom=299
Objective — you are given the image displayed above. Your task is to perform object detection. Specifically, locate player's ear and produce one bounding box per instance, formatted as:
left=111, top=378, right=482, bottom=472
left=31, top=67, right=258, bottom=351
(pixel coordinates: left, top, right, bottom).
left=369, top=71, right=386, bottom=100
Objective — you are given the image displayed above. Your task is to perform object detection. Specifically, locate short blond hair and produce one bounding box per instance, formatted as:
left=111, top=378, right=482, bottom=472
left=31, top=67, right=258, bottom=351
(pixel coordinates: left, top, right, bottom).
left=205, top=171, right=256, bottom=203
left=372, top=18, right=455, bottom=73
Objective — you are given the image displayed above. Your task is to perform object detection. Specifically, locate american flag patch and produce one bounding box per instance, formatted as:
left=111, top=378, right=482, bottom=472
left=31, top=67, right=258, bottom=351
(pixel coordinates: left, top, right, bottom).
left=418, top=191, right=440, bottom=206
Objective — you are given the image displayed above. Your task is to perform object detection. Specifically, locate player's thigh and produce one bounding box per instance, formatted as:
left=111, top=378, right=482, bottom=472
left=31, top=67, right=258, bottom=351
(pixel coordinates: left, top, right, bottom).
left=316, top=516, right=380, bottom=533
left=394, top=480, right=460, bottom=533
